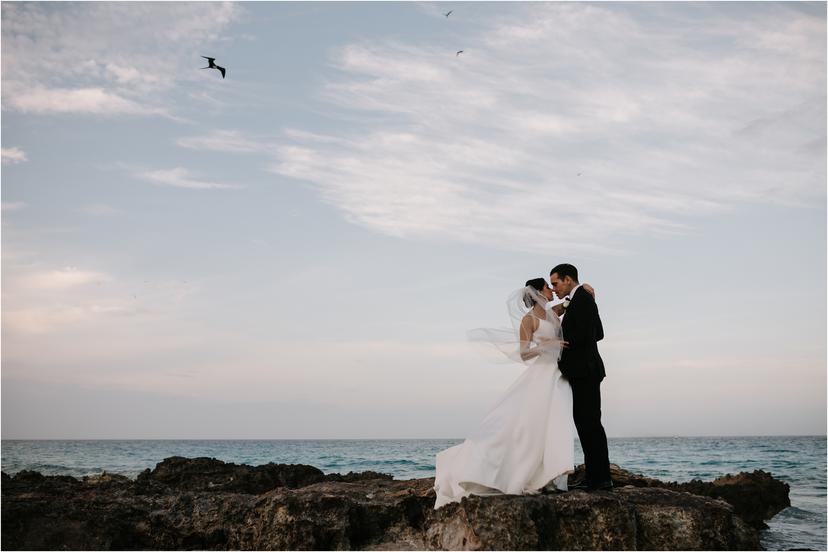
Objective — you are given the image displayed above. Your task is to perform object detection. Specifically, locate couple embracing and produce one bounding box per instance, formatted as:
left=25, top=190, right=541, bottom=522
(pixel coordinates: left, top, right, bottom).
left=434, top=264, right=612, bottom=509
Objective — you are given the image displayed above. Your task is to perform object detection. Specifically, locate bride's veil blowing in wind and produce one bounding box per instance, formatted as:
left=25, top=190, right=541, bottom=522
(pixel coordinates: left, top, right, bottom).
left=433, top=282, right=575, bottom=509
left=468, top=285, right=566, bottom=365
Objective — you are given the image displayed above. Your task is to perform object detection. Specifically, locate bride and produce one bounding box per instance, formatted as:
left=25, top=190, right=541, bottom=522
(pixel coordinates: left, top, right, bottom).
left=433, top=278, right=594, bottom=509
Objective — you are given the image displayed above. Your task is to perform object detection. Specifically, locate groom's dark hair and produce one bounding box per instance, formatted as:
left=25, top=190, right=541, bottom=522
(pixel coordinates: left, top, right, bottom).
left=550, top=263, right=578, bottom=283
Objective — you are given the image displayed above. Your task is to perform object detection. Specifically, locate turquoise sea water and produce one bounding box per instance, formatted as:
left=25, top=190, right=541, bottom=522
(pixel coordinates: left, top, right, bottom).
left=2, top=436, right=825, bottom=550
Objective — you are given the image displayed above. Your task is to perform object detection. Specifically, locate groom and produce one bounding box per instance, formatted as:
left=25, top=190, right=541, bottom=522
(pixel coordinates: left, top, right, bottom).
left=549, top=263, right=612, bottom=491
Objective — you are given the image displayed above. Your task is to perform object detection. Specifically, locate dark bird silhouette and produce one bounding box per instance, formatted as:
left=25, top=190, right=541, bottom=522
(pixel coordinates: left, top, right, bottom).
left=444, top=10, right=453, bottom=17
left=456, top=50, right=464, bottom=57
left=201, top=56, right=226, bottom=79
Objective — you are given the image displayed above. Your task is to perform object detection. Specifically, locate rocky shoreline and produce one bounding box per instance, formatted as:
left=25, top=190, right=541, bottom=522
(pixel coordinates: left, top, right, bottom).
left=2, top=457, right=790, bottom=550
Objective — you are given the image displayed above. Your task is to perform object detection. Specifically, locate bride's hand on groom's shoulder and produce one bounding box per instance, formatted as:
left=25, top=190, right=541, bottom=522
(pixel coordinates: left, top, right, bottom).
left=583, top=283, right=596, bottom=298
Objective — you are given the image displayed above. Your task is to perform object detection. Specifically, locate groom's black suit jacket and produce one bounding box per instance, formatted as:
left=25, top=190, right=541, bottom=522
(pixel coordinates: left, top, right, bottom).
left=559, top=286, right=605, bottom=381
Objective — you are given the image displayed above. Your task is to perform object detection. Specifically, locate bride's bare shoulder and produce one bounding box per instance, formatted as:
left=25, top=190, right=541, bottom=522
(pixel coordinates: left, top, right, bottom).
left=520, top=312, right=539, bottom=332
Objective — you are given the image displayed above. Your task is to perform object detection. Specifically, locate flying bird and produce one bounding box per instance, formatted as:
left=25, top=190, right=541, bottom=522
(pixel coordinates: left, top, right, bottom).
left=456, top=50, right=464, bottom=57
left=444, top=10, right=453, bottom=17
left=201, top=56, right=226, bottom=79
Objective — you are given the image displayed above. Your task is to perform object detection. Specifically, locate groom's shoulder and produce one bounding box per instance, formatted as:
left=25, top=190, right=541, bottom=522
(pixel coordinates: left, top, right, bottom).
left=573, top=286, right=593, bottom=301
left=570, top=286, right=597, bottom=311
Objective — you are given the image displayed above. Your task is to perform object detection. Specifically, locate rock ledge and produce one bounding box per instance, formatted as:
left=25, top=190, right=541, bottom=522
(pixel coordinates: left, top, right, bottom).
left=1, top=457, right=789, bottom=550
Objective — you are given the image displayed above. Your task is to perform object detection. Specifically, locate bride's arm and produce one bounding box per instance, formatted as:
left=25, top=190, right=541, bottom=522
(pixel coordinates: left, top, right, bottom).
left=519, top=316, right=541, bottom=361
left=582, top=283, right=596, bottom=298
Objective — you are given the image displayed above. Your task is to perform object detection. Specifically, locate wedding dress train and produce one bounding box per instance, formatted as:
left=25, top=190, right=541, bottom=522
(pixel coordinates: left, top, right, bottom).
left=434, top=316, right=574, bottom=509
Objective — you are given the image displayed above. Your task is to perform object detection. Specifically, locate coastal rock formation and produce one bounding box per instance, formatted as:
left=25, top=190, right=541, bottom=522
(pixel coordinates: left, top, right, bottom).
left=570, top=463, right=791, bottom=529
left=2, top=457, right=789, bottom=550
left=132, top=456, right=392, bottom=495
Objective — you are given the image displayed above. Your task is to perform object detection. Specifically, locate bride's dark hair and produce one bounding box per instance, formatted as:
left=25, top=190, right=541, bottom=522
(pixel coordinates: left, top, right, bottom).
left=523, top=278, right=547, bottom=308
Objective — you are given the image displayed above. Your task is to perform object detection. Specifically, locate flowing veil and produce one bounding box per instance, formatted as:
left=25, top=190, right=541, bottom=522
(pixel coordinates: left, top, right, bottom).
left=468, top=286, right=566, bottom=365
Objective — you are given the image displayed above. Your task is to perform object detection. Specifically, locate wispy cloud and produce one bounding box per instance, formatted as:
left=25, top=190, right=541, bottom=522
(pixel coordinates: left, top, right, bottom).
left=1, top=202, right=27, bottom=212
left=136, top=167, right=241, bottom=190
left=177, top=130, right=275, bottom=154
left=25, top=267, right=110, bottom=291
left=2, top=305, right=137, bottom=335
left=2, top=260, right=201, bottom=336
left=1, top=2, right=240, bottom=117
left=6, top=86, right=164, bottom=116
left=1, top=147, right=28, bottom=164
left=254, top=3, right=826, bottom=254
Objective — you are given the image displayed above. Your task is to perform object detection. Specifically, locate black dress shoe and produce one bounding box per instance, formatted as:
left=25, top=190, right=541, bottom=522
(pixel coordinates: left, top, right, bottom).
left=568, top=479, right=592, bottom=491
left=589, top=480, right=614, bottom=491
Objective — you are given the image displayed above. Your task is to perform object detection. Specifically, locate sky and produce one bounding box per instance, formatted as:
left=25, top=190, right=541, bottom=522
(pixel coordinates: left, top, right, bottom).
left=1, top=1, right=825, bottom=439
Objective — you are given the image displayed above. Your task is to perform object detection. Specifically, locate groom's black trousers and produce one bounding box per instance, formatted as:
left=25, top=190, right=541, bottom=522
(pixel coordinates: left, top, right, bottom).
left=570, top=376, right=611, bottom=484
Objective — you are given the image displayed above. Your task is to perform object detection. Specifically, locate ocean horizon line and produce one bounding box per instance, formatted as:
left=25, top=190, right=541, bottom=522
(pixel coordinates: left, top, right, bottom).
left=2, top=434, right=825, bottom=442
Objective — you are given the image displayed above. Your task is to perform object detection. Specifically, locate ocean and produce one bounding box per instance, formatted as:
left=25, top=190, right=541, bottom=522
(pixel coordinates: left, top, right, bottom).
left=2, top=436, right=824, bottom=550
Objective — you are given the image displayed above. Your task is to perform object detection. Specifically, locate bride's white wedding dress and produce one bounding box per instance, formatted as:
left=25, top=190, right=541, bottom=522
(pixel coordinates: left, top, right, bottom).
left=433, top=314, right=574, bottom=509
